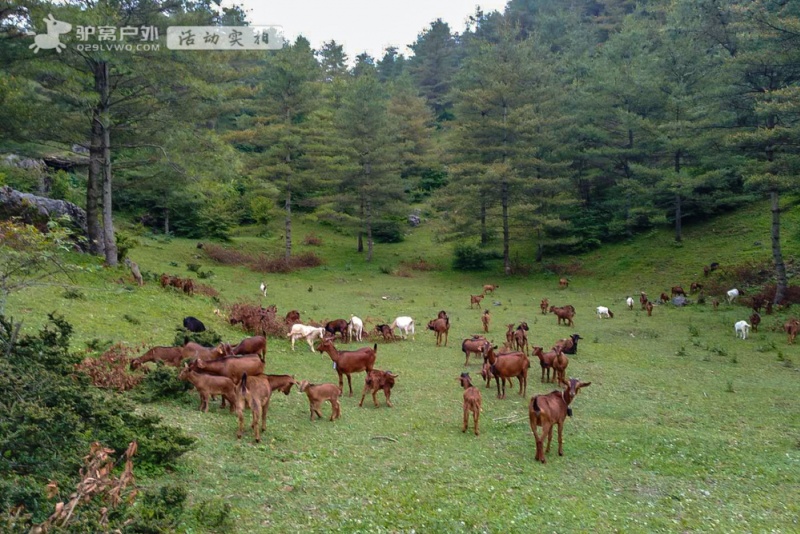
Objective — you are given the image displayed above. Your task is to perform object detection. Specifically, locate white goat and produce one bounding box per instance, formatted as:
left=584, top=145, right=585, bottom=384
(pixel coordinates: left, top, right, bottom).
left=626, top=296, right=634, bottom=310
left=348, top=315, right=364, bottom=342
left=727, top=288, right=740, bottom=304
left=734, top=320, right=751, bottom=340
left=287, top=324, right=326, bottom=352
left=596, top=306, right=614, bottom=319
left=260, top=282, right=267, bottom=297
left=390, top=316, right=415, bottom=340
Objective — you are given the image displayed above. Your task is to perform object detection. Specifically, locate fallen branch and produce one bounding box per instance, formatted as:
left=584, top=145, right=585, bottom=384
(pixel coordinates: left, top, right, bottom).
left=370, top=436, right=398, bottom=443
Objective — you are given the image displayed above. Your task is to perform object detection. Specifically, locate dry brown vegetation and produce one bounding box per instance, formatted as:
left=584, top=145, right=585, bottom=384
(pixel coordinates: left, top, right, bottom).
left=227, top=302, right=289, bottom=337
left=203, top=244, right=323, bottom=273
left=76, top=343, right=145, bottom=391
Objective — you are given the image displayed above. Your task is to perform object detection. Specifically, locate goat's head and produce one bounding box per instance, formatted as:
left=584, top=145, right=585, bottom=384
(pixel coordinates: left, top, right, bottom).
left=178, top=363, right=192, bottom=380
left=559, top=377, right=591, bottom=402
left=296, top=380, right=311, bottom=393
left=316, top=337, right=335, bottom=352
left=459, top=372, right=473, bottom=388
left=129, top=358, right=141, bottom=371
left=518, top=322, right=529, bottom=331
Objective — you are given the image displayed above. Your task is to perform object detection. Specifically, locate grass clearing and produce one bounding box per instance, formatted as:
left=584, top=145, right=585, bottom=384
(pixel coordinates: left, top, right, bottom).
left=6, top=202, right=800, bottom=531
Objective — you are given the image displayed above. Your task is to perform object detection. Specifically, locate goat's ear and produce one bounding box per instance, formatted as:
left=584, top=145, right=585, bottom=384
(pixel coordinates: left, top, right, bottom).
left=579, top=381, right=592, bottom=389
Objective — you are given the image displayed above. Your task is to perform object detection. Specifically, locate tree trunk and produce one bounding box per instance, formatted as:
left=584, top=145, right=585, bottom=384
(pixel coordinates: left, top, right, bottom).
left=480, top=199, right=487, bottom=246
left=771, top=190, right=788, bottom=304
left=501, top=179, right=510, bottom=275
left=357, top=197, right=364, bottom=252
left=284, top=188, right=292, bottom=261
left=366, top=198, right=373, bottom=262
left=164, top=208, right=169, bottom=235
left=674, top=192, right=682, bottom=243
left=87, top=101, right=104, bottom=256
left=101, top=99, right=117, bottom=266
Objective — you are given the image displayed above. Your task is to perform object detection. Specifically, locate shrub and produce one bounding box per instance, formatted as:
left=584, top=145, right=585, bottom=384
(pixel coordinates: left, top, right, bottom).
left=452, top=244, right=486, bottom=271
left=133, top=365, right=192, bottom=403
left=173, top=327, right=222, bottom=347
left=399, top=257, right=439, bottom=272
left=75, top=343, right=145, bottom=391
left=62, top=288, right=85, bottom=299
left=115, top=232, right=139, bottom=262
left=372, top=220, right=404, bottom=243
left=227, top=302, right=288, bottom=337
left=303, top=233, right=322, bottom=246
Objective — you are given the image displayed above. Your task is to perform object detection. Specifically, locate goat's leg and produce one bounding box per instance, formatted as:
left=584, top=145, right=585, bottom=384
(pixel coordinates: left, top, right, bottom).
left=462, top=403, right=469, bottom=433
left=372, top=389, right=379, bottom=407
left=346, top=374, right=353, bottom=397
left=358, top=383, right=369, bottom=407
left=330, top=399, right=340, bottom=421
left=261, top=397, right=270, bottom=432
left=557, top=421, right=564, bottom=456
left=200, top=393, right=209, bottom=412
left=473, top=407, right=480, bottom=436
left=384, top=387, right=392, bottom=407
left=545, top=422, right=554, bottom=454
left=530, top=414, right=545, bottom=463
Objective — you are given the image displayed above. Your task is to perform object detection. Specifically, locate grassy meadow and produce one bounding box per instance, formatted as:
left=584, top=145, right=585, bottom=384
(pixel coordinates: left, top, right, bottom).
left=7, top=200, right=800, bottom=532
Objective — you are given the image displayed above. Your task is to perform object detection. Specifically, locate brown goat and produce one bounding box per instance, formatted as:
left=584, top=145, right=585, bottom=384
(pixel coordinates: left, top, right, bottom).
left=359, top=369, right=398, bottom=408
left=690, top=282, right=703, bottom=293
left=229, top=335, right=267, bottom=359
left=470, top=294, right=485, bottom=309
left=284, top=310, right=301, bottom=325
left=549, top=306, right=575, bottom=327
left=460, top=373, right=482, bottom=436
left=481, top=310, right=490, bottom=333
left=554, top=334, right=583, bottom=356
left=192, top=355, right=265, bottom=408
left=315, top=338, right=377, bottom=396
left=461, top=337, right=490, bottom=366
left=237, top=373, right=272, bottom=443
left=671, top=286, right=686, bottom=298
left=130, top=346, right=183, bottom=370
left=483, top=284, right=499, bottom=294
left=513, top=322, right=530, bottom=355
left=712, top=298, right=719, bottom=310
left=540, top=298, right=549, bottom=315
left=645, top=301, right=654, bottom=316
left=505, top=323, right=515, bottom=346
left=298, top=380, right=341, bottom=421
left=749, top=312, right=761, bottom=333
left=529, top=377, right=591, bottom=463
left=375, top=324, right=395, bottom=342
left=640, top=292, right=648, bottom=309
left=660, top=293, right=670, bottom=304
left=785, top=318, right=800, bottom=344
left=178, top=364, right=241, bottom=416
left=181, top=341, right=223, bottom=362
left=490, top=351, right=529, bottom=399
left=427, top=317, right=450, bottom=347
left=325, top=319, right=350, bottom=342
left=532, top=346, right=559, bottom=383
left=265, top=374, right=297, bottom=396
left=552, top=350, right=569, bottom=384
left=559, top=278, right=569, bottom=288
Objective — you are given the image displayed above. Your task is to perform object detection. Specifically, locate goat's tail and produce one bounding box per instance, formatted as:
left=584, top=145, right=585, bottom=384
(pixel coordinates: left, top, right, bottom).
left=532, top=395, right=541, bottom=414
left=240, top=372, right=248, bottom=395
left=373, top=343, right=378, bottom=353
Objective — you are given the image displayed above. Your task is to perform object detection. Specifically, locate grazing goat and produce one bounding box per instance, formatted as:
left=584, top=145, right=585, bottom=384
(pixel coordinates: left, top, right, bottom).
left=297, top=380, right=341, bottom=421
left=513, top=322, right=530, bottom=355
left=287, top=324, right=327, bottom=352
left=490, top=352, right=529, bottom=399
left=640, top=292, right=648, bottom=309
left=390, top=316, right=415, bottom=340
left=727, top=288, right=741, bottom=304
left=550, top=305, right=575, bottom=327
left=348, top=315, right=364, bottom=342
left=260, top=281, right=267, bottom=297
left=660, top=293, right=670, bottom=304
left=438, top=310, right=449, bottom=319
left=734, top=320, right=751, bottom=340
left=237, top=373, right=271, bottom=443
left=470, top=294, right=485, bottom=309
left=505, top=323, right=515, bottom=346
left=192, top=354, right=265, bottom=399
left=265, top=374, right=297, bottom=395
left=130, top=346, right=183, bottom=370
left=183, top=316, right=206, bottom=333
left=483, top=284, right=499, bottom=294
left=224, top=335, right=267, bottom=360
left=285, top=310, right=301, bottom=325
left=690, top=282, right=703, bottom=293
left=712, top=299, right=719, bottom=310
left=181, top=341, right=223, bottom=362
left=645, top=301, right=654, bottom=316
left=596, top=306, right=614, bottom=319
left=626, top=296, right=634, bottom=310
left=559, top=278, right=569, bottom=288
left=540, top=298, right=549, bottom=315
left=529, top=377, right=591, bottom=463
left=459, top=373, right=482, bottom=436
left=178, top=364, right=241, bottom=415
left=750, top=312, right=761, bottom=333
left=375, top=324, right=395, bottom=342
left=481, top=309, right=490, bottom=333
left=532, top=346, right=559, bottom=383
left=671, top=286, right=686, bottom=298
left=315, top=337, right=377, bottom=396
left=552, top=350, right=569, bottom=384
left=427, top=317, right=450, bottom=347
left=325, top=319, right=350, bottom=342
left=359, top=369, right=398, bottom=408
left=461, top=337, right=490, bottom=366
left=554, top=334, right=582, bottom=356
left=784, top=318, right=800, bottom=344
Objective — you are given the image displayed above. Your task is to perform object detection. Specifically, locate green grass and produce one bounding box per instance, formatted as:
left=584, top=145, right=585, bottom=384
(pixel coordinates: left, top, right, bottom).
left=6, top=202, right=800, bottom=532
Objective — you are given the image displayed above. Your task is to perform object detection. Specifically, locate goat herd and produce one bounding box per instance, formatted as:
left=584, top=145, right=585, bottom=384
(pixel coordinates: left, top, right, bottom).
left=128, top=278, right=799, bottom=466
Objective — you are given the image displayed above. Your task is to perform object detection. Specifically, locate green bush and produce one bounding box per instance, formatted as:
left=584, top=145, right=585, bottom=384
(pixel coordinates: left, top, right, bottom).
left=173, top=327, right=222, bottom=347
left=452, top=243, right=487, bottom=271
left=372, top=220, right=404, bottom=243
left=0, top=313, right=195, bottom=526
left=133, top=365, right=192, bottom=403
